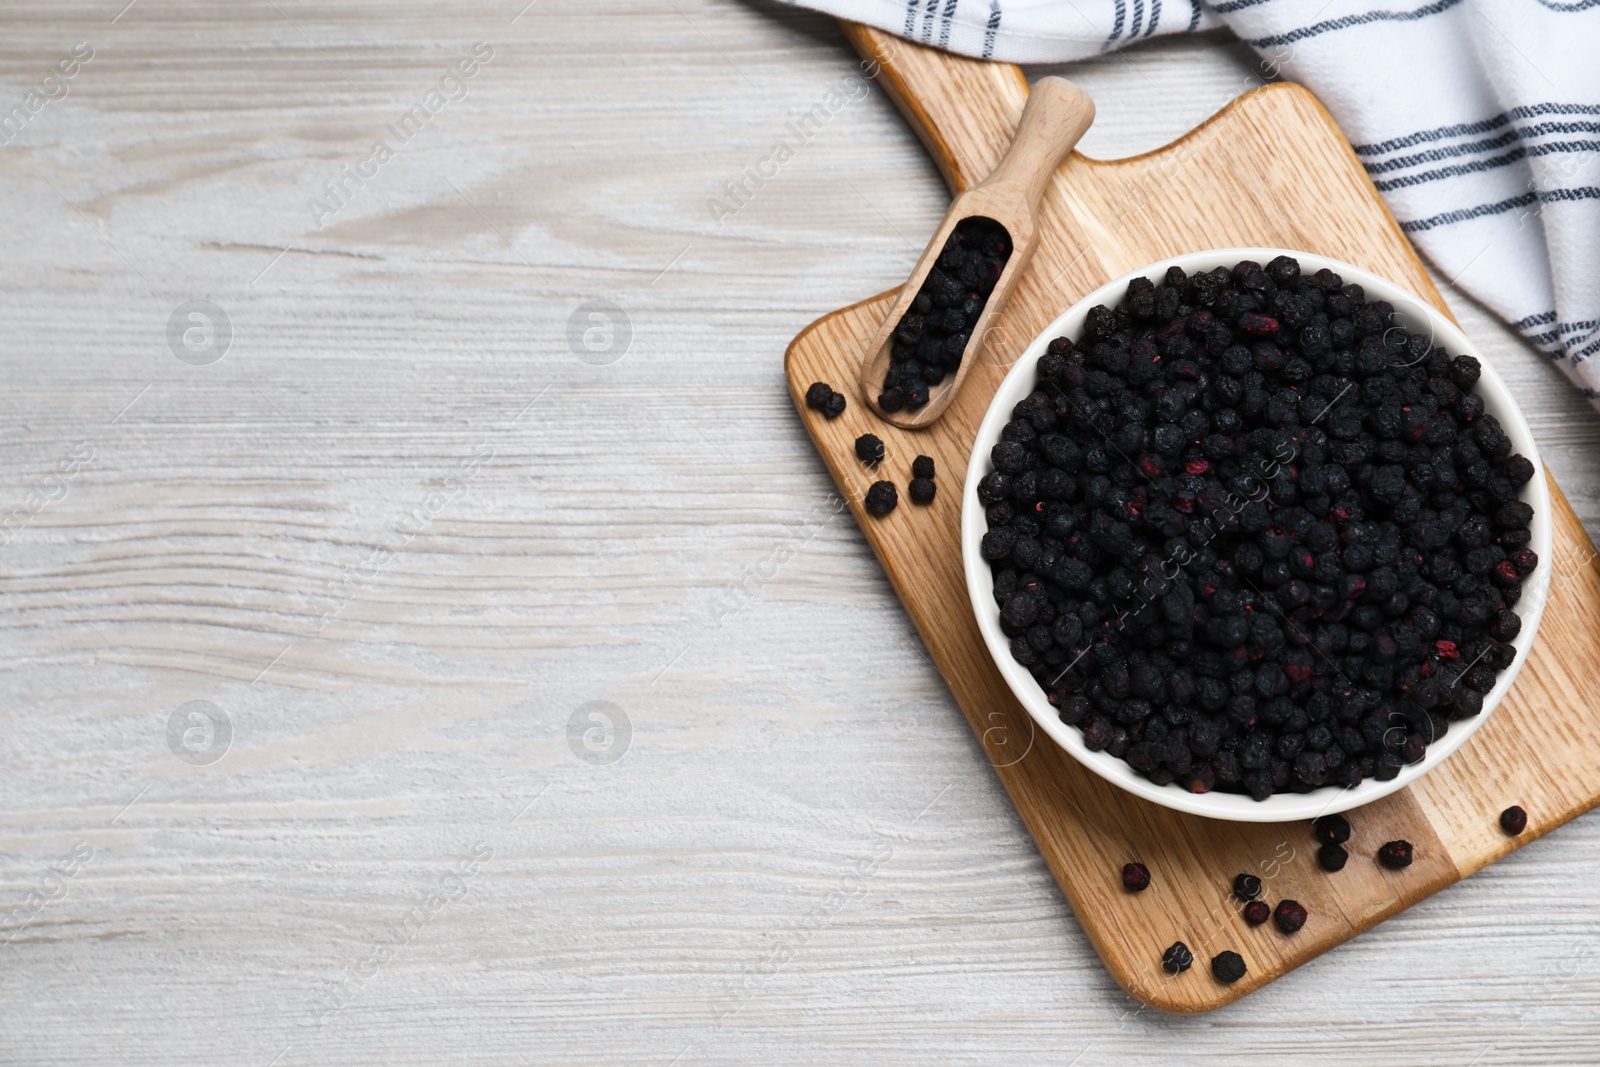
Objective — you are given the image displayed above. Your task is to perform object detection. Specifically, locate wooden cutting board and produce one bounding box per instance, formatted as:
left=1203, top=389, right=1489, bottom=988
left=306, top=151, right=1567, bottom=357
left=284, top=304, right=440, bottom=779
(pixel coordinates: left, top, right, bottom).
left=786, top=23, right=1600, bottom=1013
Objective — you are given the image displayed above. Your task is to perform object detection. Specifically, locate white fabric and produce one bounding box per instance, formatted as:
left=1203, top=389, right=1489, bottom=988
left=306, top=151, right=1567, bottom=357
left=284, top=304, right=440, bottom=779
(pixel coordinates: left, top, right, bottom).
left=783, top=0, right=1600, bottom=402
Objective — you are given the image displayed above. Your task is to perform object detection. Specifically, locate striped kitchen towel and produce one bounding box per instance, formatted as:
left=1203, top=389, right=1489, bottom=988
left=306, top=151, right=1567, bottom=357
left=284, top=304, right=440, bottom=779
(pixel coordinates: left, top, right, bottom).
left=781, top=0, right=1600, bottom=403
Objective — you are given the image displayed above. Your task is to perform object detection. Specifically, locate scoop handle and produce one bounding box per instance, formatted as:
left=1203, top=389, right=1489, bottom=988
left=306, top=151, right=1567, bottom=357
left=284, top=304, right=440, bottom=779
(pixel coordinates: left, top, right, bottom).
left=978, top=76, right=1095, bottom=211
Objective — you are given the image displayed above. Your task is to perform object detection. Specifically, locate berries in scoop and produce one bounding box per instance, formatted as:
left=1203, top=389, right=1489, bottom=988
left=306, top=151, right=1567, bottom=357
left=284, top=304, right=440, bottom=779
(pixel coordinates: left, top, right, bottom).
left=881, top=216, right=1012, bottom=412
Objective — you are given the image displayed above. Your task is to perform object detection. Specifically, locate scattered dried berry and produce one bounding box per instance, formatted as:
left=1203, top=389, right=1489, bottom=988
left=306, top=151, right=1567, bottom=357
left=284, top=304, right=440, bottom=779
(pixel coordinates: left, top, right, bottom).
left=864, top=481, right=898, bottom=517
left=1274, top=899, right=1308, bottom=933
left=1162, top=941, right=1194, bottom=974
left=854, top=433, right=884, bottom=466
left=913, top=454, right=936, bottom=480
left=1212, top=950, right=1248, bottom=983
left=1313, top=813, right=1351, bottom=845
left=1122, top=861, right=1151, bottom=892
left=979, top=255, right=1539, bottom=799
left=1318, top=842, right=1348, bottom=871
left=805, top=381, right=847, bottom=419
left=1500, top=805, right=1527, bottom=835
left=1233, top=873, right=1263, bottom=901
left=1242, top=899, right=1270, bottom=925
left=909, top=477, right=937, bottom=505
left=1378, top=839, right=1414, bottom=868
left=881, top=216, right=1012, bottom=411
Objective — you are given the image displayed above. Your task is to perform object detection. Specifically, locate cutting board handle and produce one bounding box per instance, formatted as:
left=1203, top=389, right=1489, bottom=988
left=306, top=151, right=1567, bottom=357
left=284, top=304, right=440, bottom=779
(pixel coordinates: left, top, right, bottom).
left=841, top=21, right=1032, bottom=195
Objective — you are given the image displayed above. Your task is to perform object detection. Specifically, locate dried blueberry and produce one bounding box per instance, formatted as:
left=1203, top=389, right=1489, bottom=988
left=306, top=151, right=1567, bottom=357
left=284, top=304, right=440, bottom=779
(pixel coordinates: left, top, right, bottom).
left=1242, top=900, right=1270, bottom=926
left=909, top=477, right=937, bottom=505
left=1377, top=839, right=1414, bottom=869
left=1313, top=813, right=1351, bottom=845
left=1233, top=873, right=1262, bottom=901
left=1122, top=862, right=1151, bottom=892
left=1162, top=941, right=1194, bottom=974
left=864, top=481, right=897, bottom=517
left=1274, top=899, right=1308, bottom=933
left=1500, top=805, right=1527, bottom=835
left=1318, top=842, right=1348, bottom=872
left=1212, top=950, right=1247, bottom=983
left=855, top=434, right=885, bottom=466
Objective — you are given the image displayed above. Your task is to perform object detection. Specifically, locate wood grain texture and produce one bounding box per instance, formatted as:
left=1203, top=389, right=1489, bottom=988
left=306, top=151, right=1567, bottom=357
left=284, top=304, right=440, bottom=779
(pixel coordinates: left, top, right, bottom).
left=787, top=24, right=1600, bottom=1013
left=3, top=1, right=1600, bottom=1063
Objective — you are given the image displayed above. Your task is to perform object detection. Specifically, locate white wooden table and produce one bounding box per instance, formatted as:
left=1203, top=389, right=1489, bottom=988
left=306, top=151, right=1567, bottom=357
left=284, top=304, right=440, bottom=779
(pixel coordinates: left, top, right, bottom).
left=4, top=3, right=1599, bottom=1063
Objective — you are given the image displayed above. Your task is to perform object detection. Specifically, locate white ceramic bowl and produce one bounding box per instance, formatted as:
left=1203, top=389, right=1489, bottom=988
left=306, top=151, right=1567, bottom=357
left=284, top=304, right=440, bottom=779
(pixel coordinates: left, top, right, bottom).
left=963, top=248, right=1552, bottom=822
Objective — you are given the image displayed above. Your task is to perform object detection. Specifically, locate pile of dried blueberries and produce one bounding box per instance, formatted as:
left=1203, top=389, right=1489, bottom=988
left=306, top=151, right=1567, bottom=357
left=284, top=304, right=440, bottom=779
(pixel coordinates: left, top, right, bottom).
left=979, top=256, right=1539, bottom=800
left=879, top=216, right=1011, bottom=414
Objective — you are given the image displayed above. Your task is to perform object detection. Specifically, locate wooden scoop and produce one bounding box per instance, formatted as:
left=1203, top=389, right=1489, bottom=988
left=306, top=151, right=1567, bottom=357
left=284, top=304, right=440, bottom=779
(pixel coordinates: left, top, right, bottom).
left=858, top=76, right=1094, bottom=429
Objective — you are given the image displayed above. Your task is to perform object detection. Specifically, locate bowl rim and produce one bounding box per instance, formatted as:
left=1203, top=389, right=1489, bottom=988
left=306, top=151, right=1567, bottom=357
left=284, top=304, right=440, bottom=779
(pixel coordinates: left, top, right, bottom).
left=961, top=247, right=1553, bottom=822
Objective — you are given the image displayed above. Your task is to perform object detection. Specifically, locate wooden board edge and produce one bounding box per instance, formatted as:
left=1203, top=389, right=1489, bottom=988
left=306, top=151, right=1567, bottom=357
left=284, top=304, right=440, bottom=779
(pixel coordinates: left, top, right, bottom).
left=1115, top=866, right=1467, bottom=1014
left=838, top=20, right=1029, bottom=195
left=784, top=289, right=894, bottom=401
